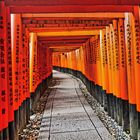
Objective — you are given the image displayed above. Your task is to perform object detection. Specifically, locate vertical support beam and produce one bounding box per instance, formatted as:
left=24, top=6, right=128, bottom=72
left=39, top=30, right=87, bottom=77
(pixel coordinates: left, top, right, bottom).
left=11, top=14, right=22, bottom=139
left=22, top=25, right=27, bottom=128
left=18, top=15, right=25, bottom=133
left=118, top=18, right=129, bottom=131
left=22, top=25, right=30, bottom=129
left=105, top=26, right=114, bottom=117
left=0, top=2, right=9, bottom=139
left=29, top=33, right=38, bottom=113
left=133, top=6, right=140, bottom=139
left=24, top=32, right=30, bottom=124
left=0, top=2, right=4, bottom=139
left=113, top=19, right=122, bottom=125
left=101, top=27, right=114, bottom=118
left=110, top=22, right=117, bottom=121
left=6, top=6, right=15, bottom=140
left=125, top=13, right=138, bottom=139
left=101, top=29, right=111, bottom=112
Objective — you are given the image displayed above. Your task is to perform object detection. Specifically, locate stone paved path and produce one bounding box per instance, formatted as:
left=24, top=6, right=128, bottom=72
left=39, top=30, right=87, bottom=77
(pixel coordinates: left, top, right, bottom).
left=38, top=70, right=113, bottom=140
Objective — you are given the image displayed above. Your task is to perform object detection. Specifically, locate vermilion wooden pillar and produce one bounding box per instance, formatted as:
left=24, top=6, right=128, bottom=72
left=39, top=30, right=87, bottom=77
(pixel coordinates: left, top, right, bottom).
left=101, top=27, right=110, bottom=113
left=6, top=5, right=15, bottom=140
left=22, top=24, right=30, bottom=130
left=11, top=13, right=23, bottom=140
left=89, top=37, right=95, bottom=83
left=112, top=19, right=122, bottom=124
left=101, top=30, right=109, bottom=92
left=125, top=12, right=138, bottom=139
left=6, top=5, right=14, bottom=126
left=132, top=6, right=140, bottom=139
left=30, top=33, right=42, bottom=114
left=118, top=18, right=129, bottom=132
left=80, top=46, right=85, bottom=76
left=108, top=23, right=118, bottom=120
left=0, top=1, right=9, bottom=139
left=30, top=33, right=38, bottom=93
left=0, top=2, right=4, bottom=139
left=133, top=6, right=140, bottom=112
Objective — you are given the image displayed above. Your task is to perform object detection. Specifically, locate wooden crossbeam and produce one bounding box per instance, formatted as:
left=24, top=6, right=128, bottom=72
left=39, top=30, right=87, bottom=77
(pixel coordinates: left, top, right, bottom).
left=37, top=36, right=92, bottom=40
left=10, top=5, right=134, bottom=13
left=26, top=27, right=106, bottom=32
left=6, top=0, right=140, bottom=6
left=37, top=30, right=100, bottom=36
left=21, top=13, right=125, bottom=18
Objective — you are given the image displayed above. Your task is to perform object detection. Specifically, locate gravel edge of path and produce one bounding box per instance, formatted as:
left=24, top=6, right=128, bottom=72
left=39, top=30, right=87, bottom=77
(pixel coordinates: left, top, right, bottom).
left=19, top=80, right=56, bottom=140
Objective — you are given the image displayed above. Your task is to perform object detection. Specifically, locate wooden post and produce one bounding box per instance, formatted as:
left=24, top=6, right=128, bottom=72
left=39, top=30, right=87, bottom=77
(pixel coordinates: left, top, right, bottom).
left=0, top=2, right=9, bottom=139
left=125, top=12, right=138, bottom=139
left=118, top=18, right=129, bottom=131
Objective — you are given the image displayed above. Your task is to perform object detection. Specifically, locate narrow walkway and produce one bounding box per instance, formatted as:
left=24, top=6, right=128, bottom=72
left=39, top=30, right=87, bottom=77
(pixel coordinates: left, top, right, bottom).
left=38, top=71, right=113, bottom=140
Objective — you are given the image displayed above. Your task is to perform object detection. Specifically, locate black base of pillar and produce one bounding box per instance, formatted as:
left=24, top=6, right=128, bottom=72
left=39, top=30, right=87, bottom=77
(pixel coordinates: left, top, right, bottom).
left=114, top=96, right=117, bottom=121
left=101, top=90, right=107, bottom=111
left=90, top=82, right=95, bottom=98
left=23, top=100, right=27, bottom=128
left=138, top=112, right=140, bottom=139
left=0, top=131, right=3, bottom=140
left=97, top=86, right=100, bottom=103
left=122, top=100, right=130, bottom=132
left=94, top=85, right=98, bottom=101
left=129, top=104, right=138, bottom=139
left=30, top=93, right=34, bottom=115
left=14, top=110, right=19, bottom=140
left=26, top=98, right=30, bottom=123
left=106, top=94, right=112, bottom=117
left=19, top=104, right=24, bottom=132
left=100, top=88, right=103, bottom=107
left=116, top=98, right=123, bottom=126
left=3, top=128, right=9, bottom=140
left=8, top=121, right=15, bottom=140
left=98, top=86, right=102, bottom=105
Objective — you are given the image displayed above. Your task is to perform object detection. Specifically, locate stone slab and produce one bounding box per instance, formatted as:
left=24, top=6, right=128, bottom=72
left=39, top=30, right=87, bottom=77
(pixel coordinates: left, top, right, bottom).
left=50, top=119, right=95, bottom=133
left=50, top=130, right=101, bottom=140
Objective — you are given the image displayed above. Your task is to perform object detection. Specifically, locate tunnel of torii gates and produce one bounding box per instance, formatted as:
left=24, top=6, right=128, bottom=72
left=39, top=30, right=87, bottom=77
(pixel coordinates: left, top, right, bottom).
left=0, top=0, right=140, bottom=139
